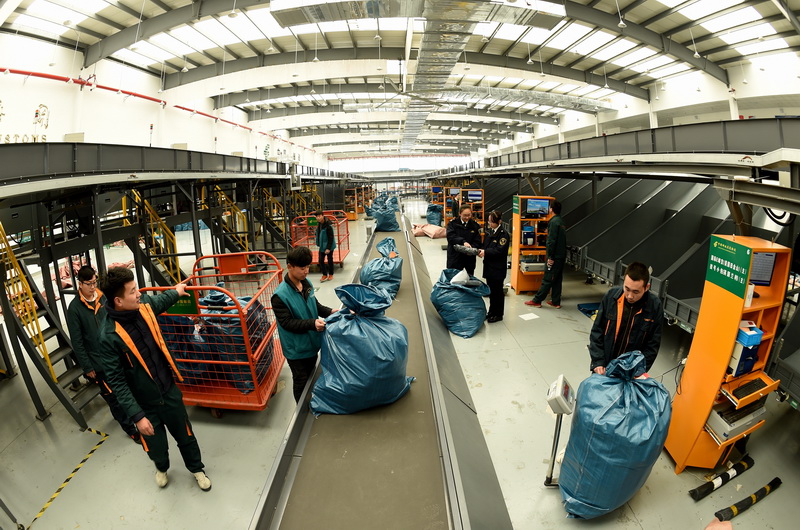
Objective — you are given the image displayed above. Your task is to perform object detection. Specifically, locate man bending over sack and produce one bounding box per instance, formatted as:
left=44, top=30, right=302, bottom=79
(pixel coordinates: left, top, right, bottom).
left=588, top=261, right=663, bottom=374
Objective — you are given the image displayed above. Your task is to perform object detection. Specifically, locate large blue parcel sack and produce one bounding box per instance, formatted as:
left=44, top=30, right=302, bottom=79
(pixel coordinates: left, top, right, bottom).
left=373, top=207, right=400, bottom=231
left=430, top=268, right=490, bottom=338
left=559, top=351, right=671, bottom=519
left=360, top=237, right=403, bottom=299
left=426, top=203, right=443, bottom=226
left=311, top=284, right=414, bottom=415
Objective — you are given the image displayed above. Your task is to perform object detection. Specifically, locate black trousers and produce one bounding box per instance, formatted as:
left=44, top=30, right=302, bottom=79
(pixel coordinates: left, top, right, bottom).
left=88, top=371, right=137, bottom=436
left=319, top=250, right=334, bottom=276
left=486, top=277, right=505, bottom=318
left=533, top=259, right=565, bottom=305
left=140, top=385, right=204, bottom=473
left=287, top=354, right=318, bottom=402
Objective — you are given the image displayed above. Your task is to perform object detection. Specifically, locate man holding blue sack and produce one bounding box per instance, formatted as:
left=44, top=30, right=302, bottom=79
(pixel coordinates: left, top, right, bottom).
left=272, top=246, right=336, bottom=402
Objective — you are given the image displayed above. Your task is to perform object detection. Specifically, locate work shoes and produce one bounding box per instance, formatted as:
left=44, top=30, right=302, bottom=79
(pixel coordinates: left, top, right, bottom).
left=524, top=300, right=542, bottom=307
left=155, top=470, right=168, bottom=488
left=546, top=301, right=561, bottom=309
left=320, top=275, right=329, bottom=283
left=487, top=315, right=503, bottom=323
left=194, top=471, right=212, bottom=491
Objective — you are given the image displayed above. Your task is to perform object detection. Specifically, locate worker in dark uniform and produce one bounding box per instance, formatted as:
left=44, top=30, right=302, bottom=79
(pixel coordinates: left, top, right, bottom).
left=67, top=265, right=140, bottom=443
left=526, top=200, right=567, bottom=309
left=588, top=261, right=663, bottom=374
left=446, top=204, right=482, bottom=276
left=99, top=267, right=211, bottom=491
left=479, top=210, right=510, bottom=322
left=314, top=210, right=337, bottom=283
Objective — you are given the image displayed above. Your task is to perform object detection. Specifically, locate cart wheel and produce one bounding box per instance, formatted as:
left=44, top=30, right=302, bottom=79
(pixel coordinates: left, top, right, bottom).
left=210, top=408, right=224, bottom=419
left=339, top=263, right=344, bottom=269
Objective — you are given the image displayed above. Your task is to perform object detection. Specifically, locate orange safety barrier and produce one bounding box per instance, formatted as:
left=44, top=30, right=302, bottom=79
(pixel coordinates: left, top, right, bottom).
left=140, top=251, right=285, bottom=416
left=290, top=211, right=351, bottom=268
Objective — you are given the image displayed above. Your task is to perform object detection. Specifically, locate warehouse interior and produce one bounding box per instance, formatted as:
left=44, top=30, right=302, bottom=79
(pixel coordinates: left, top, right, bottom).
left=3, top=1, right=800, bottom=529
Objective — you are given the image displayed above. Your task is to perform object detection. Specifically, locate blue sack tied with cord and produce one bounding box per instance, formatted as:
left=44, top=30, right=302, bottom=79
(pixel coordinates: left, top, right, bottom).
left=559, top=351, right=672, bottom=519
left=373, top=207, right=400, bottom=232
left=426, top=203, right=443, bottom=226
left=310, top=284, right=414, bottom=415
left=430, top=269, right=490, bottom=338
left=360, top=237, right=403, bottom=299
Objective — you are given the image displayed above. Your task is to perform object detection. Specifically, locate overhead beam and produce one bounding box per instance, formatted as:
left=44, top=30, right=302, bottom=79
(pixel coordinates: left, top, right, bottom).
left=770, top=0, right=800, bottom=37
left=167, top=47, right=649, bottom=100
left=563, top=1, right=729, bottom=86
left=83, top=0, right=268, bottom=67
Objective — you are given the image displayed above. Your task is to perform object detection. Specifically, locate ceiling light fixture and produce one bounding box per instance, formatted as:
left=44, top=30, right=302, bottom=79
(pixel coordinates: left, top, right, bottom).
left=603, top=65, right=609, bottom=89
left=538, top=49, right=545, bottom=78
left=481, top=36, right=490, bottom=43
left=690, top=29, right=700, bottom=59
left=181, top=55, right=189, bottom=73
left=614, top=0, right=626, bottom=29
left=313, top=28, right=320, bottom=62
left=374, top=33, right=382, bottom=41
left=740, top=63, right=748, bottom=85
left=228, top=0, right=238, bottom=17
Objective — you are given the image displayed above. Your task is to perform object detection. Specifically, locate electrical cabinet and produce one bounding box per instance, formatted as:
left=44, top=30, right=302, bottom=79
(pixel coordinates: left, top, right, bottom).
left=666, top=235, right=788, bottom=473
left=510, top=195, right=554, bottom=294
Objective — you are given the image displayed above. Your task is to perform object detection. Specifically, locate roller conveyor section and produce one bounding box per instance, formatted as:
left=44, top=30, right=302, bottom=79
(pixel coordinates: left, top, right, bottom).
left=582, top=181, right=706, bottom=284
left=249, top=212, right=512, bottom=529
left=566, top=180, right=666, bottom=268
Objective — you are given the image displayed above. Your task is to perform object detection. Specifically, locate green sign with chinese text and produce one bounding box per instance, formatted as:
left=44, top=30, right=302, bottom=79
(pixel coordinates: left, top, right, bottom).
left=706, top=235, right=751, bottom=298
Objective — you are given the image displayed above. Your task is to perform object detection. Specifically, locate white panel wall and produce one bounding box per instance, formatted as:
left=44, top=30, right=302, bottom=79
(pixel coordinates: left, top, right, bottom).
left=0, top=33, right=329, bottom=168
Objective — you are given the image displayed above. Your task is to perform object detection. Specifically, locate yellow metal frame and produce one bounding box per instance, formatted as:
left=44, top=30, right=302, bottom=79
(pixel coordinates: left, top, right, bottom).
left=122, top=190, right=183, bottom=283
left=0, top=222, right=56, bottom=380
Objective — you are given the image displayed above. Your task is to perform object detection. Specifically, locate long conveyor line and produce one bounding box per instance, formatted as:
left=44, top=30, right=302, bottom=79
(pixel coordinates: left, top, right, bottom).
left=249, top=212, right=512, bottom=529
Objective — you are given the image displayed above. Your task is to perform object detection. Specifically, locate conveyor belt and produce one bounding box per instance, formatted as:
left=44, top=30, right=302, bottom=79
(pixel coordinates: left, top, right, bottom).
left=249, top=212, right=511, bottom=529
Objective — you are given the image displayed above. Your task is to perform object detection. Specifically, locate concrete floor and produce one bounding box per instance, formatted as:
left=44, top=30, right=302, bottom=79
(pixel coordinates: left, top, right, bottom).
left=1, top=198, right=799, bottom=529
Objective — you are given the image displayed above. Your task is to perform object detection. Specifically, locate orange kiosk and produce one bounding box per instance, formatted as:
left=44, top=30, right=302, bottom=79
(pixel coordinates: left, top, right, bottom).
left=510, top=196, right=554, bottom=294
left=666, top=235, right=788, bottom=473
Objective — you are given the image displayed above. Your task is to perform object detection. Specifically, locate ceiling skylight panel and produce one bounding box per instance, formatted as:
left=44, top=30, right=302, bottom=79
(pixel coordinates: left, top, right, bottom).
left=650, top=63, right=690, bottom=78
left=494, top=24, right=526, bottom=41
left=484, top=76, right=504, bottom=83
left=220, top=14, right=268, bottom=42
left=735, top=38, right=789, bottom=55
left=348, top=19, right=377, bottom=31
left=25, top=1, right=86, bottom=25
left=521, top=22, right=565, bottom=46
left=148, top=34, right=197, bottom=57
left=590, top=39, right=636, bottom=61
left=700, top=6, right=761, bottom=33
left=11, top=14, right=66, bottom=36
left=679, top=0, right=743, bottom=21
left=612, top=48, right=656, bottom=68
left=378, top=18, right=408, bottom=31
left=570, top=85, right=601, bottom=96
left=552, top=84, right=579, bottom=93
left=247, top=9, right=293, bottom=37
left=112, top=48, right=157, bottom=69
left=171, top=26, right=218, bottom=51
left=574, top=31, right=615, bottom=56
left=545, top=23, right=591, bottom=51
left=719, top=23, right=776, bottom=45
left=318, top=20, right=348, bottom=32
left=47, top=0, right=110, bottom=14
left=130, top=41, right=175, bottom=62
left=194, top=18, right=240, bottom=46
left=657, top=0, right=684, bottom=7
left=630, top=55, right=672, bottom=73
left=475, top=21, right=500, bottom=39
left=537, top=81, right=560, bottom=90
left=592, top=88, right=613, bottom=98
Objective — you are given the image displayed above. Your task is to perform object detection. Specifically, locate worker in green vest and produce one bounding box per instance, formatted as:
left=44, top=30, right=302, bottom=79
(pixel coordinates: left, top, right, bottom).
left=272, top=246, right=336, bottom=402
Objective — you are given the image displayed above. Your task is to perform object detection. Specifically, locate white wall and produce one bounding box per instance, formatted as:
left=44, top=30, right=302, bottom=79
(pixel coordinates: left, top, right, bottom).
left=0, top=33, right=329, bottom=168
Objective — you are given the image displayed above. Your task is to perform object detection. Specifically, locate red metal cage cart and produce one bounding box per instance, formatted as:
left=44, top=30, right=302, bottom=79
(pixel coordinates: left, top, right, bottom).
left=140, top=251, right=285, bottom=417
left=289, top=211, right=350, bottom=268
